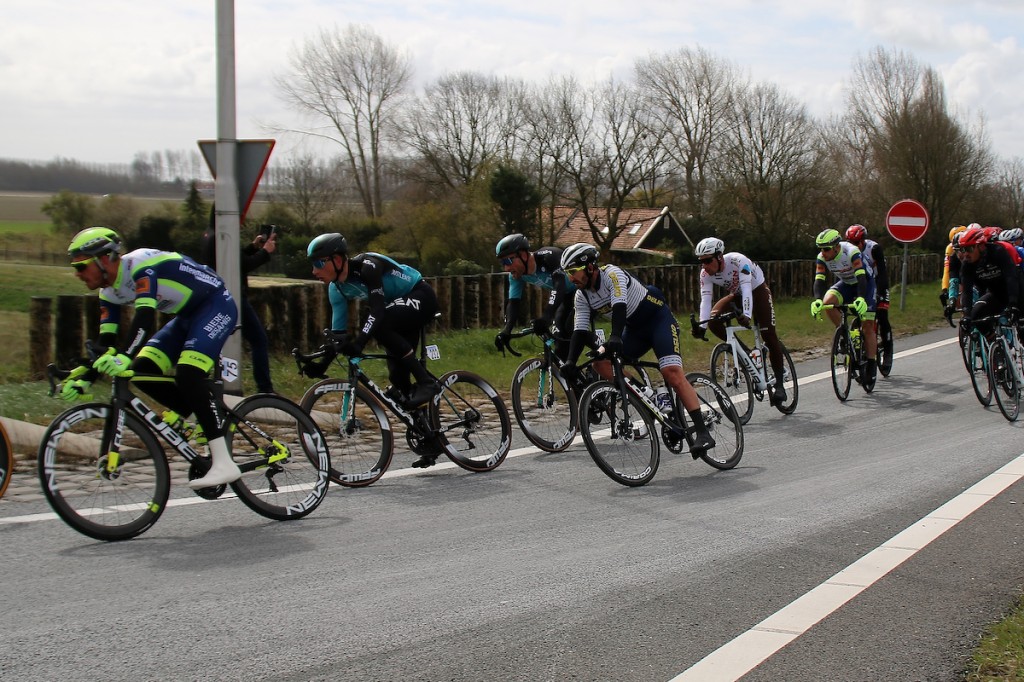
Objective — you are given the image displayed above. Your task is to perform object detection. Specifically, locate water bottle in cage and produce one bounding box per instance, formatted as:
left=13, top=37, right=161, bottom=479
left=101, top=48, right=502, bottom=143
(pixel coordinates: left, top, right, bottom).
left=654, top=387, right=673, bottom=414
left=749, top=347, right=763, bottom=370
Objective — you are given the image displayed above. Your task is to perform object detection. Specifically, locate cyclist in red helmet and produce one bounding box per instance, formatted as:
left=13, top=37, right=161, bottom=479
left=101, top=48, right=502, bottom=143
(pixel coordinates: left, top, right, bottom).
left=844, top=225, right=892, bottom=361
left=957, top=226, right=1024, bottom=329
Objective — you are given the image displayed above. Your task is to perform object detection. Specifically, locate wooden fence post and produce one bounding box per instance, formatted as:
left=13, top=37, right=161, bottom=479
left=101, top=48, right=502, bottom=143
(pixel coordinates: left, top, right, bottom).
left=54, top=295, right=84, bottom=366
left=29, top=297, right=51, bottom=379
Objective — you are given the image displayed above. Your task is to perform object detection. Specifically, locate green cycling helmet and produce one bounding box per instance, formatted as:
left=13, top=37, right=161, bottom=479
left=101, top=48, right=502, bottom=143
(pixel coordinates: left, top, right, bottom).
left=815, top=228, right=842, bottom=249
left=68, top=227, right=122, bottom=258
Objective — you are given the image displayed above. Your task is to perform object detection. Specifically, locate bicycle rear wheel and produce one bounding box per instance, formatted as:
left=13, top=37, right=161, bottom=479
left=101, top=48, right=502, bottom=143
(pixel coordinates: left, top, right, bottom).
left=767, top=343, right=799, bottom=415
left=37, top=404, right=169, bottom=541
left=0, top=422, right=12, bottom=500
left=830, top=328, right=853, bottom=401
left=686, top=373, right=743, bottom=470
left=990, top=339, right=1020, bottom=421
left=300, top=379, right=393, bottom=487
left=578, top=381, right=659, bottom=486
left=510, top=357, right=579, bottom=452
left=709, top=343, right=753, bottom=425
left=967, top=334, right=993, bottom=407
left=227, top=395, right=331, bottom=521
left=432, top=371, right=512, bottom=471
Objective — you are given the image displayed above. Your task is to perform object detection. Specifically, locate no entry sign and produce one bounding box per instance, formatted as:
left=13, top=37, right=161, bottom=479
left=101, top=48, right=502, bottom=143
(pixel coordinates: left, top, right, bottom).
left=885, top=199, right=930, bottom=243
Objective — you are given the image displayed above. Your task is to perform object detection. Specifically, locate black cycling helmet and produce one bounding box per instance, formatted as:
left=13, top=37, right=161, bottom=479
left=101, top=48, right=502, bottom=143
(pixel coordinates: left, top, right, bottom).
left=496, top=233, right=530, bottom=258
left=307, top=233, right=348, bottom=261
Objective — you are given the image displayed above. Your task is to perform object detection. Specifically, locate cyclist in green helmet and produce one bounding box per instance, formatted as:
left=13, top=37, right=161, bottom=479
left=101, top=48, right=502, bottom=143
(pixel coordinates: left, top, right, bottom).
left=810, top=228, right=878, bottom=385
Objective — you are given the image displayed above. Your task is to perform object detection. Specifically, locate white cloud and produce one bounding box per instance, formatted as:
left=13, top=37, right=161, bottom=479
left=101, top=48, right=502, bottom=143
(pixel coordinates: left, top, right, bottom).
left=2, top=0, right=1022, bottom=165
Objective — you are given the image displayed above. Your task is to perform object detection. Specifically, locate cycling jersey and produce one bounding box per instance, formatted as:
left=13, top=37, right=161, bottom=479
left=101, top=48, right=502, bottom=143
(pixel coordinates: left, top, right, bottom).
left=571, top=264, right=648, bottom=331
left=698, top=252, right=765, bottom=324
left=501, top=246, right=571, bottom=335
left=960, top=243, right=1023, bottom=311
left=858, top=240, right=890, bottom=294
left=328, top=253, right=423, bottom=333
left=571, top=265, right=682, bottom=369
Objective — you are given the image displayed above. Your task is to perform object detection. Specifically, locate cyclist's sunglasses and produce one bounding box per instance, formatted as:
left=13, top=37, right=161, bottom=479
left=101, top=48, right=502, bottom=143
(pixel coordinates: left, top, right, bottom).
left=311, top=257, right=328, bottom=269
left=499, top=255, right=515, bottom=266
left=698, top=257, right=715, bottom=265
left=564, top=264, right=588, bottom=276
left=70, top=257, right=96, bottom=272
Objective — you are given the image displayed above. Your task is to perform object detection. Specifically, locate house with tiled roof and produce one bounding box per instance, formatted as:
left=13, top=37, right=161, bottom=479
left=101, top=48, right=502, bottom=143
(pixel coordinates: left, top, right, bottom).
left=551, top=206, right=694, bottom=261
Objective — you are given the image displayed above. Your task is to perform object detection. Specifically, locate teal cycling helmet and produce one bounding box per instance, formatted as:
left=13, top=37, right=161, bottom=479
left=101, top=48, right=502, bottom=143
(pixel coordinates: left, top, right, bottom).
left=307, top=233, right=348, bottom=261
left=496, top=233, right=530, bottom=258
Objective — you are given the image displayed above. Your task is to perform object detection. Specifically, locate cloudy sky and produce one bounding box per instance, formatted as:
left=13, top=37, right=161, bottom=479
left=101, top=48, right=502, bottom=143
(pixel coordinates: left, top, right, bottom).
left=4, top=0, right=1022, bottom=168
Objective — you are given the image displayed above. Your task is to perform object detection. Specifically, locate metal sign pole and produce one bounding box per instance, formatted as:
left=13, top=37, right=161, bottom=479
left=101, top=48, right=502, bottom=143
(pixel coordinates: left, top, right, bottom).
left=215, top=0, right=242, bottom=394
left=900, top=243, right=909, bottom=310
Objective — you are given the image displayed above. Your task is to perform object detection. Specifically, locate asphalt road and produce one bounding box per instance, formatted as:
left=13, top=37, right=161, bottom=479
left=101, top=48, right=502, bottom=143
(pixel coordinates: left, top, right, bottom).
left=1, top=324, right=1022, bottom=682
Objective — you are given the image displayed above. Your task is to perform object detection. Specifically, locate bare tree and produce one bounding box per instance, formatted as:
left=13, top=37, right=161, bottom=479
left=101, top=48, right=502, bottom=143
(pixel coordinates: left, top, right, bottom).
left=275, top=24, right=412, bottom=218
left=995, top=158, right=1024, bottom=228
left=717, top=81, right=825, bottom=255
left=398, top=71, right=526, bottom=191
left=634, top=47, right=740, bottom=221
left=555, top=77, right=669, bottom=255
left=847, top=47, right=993, bottom=249
left=268, top=154, right=344, bottom=232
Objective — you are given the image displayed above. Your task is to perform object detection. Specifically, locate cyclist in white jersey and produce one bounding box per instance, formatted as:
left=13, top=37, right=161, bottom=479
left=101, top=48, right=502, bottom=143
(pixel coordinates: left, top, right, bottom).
left=692, top=237, right=789, bottom=405
left=557, top=243, right=715, bottom=455
left=810, top=228, right=877, bottom=385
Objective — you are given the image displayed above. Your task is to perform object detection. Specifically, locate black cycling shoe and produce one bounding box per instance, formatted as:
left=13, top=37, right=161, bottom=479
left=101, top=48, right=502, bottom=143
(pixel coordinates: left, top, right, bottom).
left=411, top=454, right=439, bottom=468
left=406, top=381, right=441, bottom=407
left=771, top=385, right=787, bottom=405
left=690, top=430, right=716, bottom=459
left=384, top=385, right=409, bottom=405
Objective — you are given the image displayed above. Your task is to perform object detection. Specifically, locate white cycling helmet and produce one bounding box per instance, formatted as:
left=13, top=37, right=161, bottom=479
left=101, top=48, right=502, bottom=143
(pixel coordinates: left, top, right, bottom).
left=1000, top=228, right=1023, bottom=242
left=560, top=243, right=599, bottom=270
left=694, top=237, right=724, bottom=259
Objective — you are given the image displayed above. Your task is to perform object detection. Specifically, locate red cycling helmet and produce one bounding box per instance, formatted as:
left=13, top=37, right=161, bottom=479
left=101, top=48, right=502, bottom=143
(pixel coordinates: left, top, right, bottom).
left=983, top=226, right=1002, bottom=242
left=958, top=226, right=987, bottom=247
left=845, top=224, right=867, bottom=242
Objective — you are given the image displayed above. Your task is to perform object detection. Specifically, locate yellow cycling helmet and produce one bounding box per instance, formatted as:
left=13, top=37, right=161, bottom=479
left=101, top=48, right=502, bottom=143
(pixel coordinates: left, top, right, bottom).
left=948, top=225, right=967, bottom=242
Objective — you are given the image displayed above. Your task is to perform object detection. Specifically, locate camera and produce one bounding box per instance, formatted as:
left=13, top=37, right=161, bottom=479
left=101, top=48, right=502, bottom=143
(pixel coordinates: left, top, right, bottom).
left=259, top=224, right=284, bottom=238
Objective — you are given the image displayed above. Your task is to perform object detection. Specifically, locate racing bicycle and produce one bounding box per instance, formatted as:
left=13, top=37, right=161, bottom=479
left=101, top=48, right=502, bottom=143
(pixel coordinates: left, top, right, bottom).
left=294, top=328, right=512, bottom=487
left=40, top=348, right=331, bottom=541
left=692, top=311, right=798, bottom=425
left=962, top=314, right=1022, bottom=421
left=818, top=304, right=874, bottom=401
left=576, top=351, right=743, bottom=487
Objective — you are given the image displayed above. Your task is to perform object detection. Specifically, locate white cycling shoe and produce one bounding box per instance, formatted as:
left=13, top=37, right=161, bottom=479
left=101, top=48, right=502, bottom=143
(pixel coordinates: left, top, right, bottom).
left=188, top=438, right=241, bottom=489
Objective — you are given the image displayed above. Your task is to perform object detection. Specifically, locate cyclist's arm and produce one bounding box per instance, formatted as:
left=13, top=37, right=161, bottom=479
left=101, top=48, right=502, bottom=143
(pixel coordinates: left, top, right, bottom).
left=737, top=264, right=755, bottom=320
left=501, top=276, right=522, bottom=335
left=851, top=252, right=869, bottom=300
left=121, top=270, right=159, bottom=356
left=355, top=257, right=388, bottom=344
left=328, top=282, right=350, bottom=333
left=542, top=273, right=569, bottom=324
left=871, top=243, right=889, bottom=294
left=941, top=243, right=953, bottom=292
left=812, top=258, right=829, bottom=299
left=698, top=271, right=714, bottom=326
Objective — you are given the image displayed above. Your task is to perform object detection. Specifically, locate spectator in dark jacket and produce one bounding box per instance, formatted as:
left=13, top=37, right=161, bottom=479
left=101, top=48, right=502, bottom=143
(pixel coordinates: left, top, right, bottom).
left=199, top=223, right=277, bottom=394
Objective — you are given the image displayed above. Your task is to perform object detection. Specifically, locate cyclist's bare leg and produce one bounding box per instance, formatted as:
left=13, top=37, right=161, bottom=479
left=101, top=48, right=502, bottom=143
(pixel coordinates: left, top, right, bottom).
left=863, top=319, right=878, bottom=360
left=662, top=364, right=699, bottom=412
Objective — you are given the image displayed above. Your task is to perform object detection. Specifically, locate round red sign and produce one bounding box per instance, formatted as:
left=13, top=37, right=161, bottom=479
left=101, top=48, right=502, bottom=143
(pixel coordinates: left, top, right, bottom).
left=885, top=199, right=930, bottom=243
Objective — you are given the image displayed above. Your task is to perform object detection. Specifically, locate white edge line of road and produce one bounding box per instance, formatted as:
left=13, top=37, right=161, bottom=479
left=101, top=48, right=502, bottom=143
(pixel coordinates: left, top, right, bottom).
left=669, top=335, right=1024, bottom=682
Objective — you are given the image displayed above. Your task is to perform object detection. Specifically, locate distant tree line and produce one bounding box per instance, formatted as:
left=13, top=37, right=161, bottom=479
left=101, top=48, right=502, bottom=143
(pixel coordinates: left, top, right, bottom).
left=9, top=29, right=1024, bottom=275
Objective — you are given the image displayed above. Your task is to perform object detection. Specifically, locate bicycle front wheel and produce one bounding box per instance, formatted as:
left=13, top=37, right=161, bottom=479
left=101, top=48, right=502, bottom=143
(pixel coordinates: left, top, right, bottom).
left=300, top=379, right=394, bottom=487
left=578, top=381, right=659, bottom=486
left=967, top=334, right=993, bottom=407
left=37, top=403, right=169, bottom=541
left=227, top=395, right=331, bottom=521
left=0, top=422, right=12, bottom=500
left=432, top=371, right=512, bottom=472
left=709, top=343, right=753, bottom=425
left=510, top=357, right=579, bottom=452
left=831, top=328, right=853, bottom=401
left=990, top=339, right=1020, bottom=421
left=767, top=343, right=799, bottom=415
left=686, top=373, right=744, bottom=470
